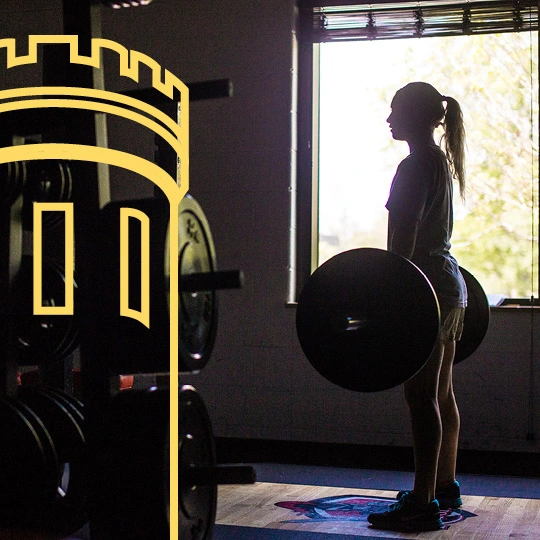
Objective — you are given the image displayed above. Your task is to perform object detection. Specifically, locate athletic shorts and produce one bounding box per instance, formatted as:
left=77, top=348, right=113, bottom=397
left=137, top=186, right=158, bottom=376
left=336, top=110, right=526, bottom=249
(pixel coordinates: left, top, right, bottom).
left=439, top=305, right=465, bottom=343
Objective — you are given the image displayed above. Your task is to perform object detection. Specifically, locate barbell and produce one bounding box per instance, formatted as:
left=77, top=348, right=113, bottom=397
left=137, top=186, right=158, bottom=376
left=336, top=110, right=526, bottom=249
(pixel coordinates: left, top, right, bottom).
left=296, top=248, right=490, bottom=393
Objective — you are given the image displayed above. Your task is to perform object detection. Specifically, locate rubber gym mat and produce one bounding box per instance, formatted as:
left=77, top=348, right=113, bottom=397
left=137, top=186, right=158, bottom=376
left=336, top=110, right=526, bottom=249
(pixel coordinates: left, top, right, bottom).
left=214, top=524, right=399, bottom=539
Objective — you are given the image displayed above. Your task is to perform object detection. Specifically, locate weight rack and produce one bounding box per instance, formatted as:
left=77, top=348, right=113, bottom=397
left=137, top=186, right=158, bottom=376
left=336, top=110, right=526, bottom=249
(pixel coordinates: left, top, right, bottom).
left=0, top=1, right=254, bottom=538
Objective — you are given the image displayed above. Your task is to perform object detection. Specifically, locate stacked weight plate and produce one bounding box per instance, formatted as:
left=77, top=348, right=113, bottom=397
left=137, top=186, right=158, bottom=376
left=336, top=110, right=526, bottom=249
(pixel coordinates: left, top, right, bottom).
left=89, top=193, right=252, bottom=539
left=0, top=4, right=253, bottom=537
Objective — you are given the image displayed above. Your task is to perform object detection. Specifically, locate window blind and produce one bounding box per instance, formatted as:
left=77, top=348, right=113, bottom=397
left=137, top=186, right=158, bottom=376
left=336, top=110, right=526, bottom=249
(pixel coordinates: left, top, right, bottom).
left=308, top=0, right=538, bottom=42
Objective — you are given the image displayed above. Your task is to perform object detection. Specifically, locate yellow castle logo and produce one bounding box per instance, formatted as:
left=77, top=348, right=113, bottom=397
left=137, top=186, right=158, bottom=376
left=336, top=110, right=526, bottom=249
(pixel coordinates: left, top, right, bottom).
left=0, top=35, right=189, bottom=327
left=1, top=34, right=189, bottom=539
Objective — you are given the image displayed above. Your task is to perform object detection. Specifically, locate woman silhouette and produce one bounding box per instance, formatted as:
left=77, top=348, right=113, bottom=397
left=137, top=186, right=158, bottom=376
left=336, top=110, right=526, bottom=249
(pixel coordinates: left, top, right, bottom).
left=368, top=82, right=468, bottom=532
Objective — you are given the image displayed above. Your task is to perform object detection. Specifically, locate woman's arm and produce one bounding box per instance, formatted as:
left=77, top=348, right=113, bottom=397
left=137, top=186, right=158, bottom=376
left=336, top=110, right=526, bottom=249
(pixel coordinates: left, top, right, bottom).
left=388, top=218, right=418, bottom=260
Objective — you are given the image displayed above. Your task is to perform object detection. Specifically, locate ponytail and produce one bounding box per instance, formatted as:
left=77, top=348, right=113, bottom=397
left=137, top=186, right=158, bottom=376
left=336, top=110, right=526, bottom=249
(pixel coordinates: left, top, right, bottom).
left=441, top=96, right=466, bottom=200
left=395, top=83, right=467, bottom=199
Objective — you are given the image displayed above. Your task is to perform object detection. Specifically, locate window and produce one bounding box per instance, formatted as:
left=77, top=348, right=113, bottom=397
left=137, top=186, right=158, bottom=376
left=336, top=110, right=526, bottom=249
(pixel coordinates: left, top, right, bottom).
left=299, top=0, right=539, bottom=301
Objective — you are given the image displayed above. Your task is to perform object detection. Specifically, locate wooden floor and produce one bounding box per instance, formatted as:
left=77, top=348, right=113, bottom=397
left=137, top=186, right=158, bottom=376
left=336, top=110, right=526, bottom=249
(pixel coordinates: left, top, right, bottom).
left=217, top=481, right=540, bottom=538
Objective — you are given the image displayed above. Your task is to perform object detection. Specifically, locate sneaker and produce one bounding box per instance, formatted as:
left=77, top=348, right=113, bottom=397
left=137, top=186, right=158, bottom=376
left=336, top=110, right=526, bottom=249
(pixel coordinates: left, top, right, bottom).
left=396, top=480, right=462, bottom=510
left=367, top=492, right=443, bottom=532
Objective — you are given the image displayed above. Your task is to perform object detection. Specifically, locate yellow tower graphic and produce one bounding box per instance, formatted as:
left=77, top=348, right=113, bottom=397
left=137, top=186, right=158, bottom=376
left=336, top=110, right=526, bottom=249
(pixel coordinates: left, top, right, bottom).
left=0, top=35, right=188, bottom=539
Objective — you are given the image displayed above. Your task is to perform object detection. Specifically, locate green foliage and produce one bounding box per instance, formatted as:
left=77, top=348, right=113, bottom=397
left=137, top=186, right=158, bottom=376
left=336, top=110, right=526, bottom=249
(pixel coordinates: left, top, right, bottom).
left=438, top=33, right=539, bottom=297
left=318, top=32, right=539, bottom=297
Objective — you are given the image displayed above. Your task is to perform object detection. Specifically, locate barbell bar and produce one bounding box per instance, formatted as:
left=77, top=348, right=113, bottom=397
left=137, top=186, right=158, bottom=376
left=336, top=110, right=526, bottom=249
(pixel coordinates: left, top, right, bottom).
left=296, top=248, right=490, bottom=393
left=185, top=465, right=257, bottom=487
left=180, top=270, right=244, bottom=293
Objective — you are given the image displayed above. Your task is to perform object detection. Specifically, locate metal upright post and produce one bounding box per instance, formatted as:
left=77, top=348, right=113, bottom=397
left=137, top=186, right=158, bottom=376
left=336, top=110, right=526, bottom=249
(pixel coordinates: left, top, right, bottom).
left=50, top=3, right=113, bottom=537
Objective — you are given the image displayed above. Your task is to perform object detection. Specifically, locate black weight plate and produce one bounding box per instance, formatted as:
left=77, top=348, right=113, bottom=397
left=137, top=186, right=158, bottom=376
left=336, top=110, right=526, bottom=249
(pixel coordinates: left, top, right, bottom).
left=92, top=388, right=170, bottom=539
left=93, top=195, right=218, bottom=374
left=23, top=159, right=73, bottom=230
left=454, top=266, right=490, bottom=364
left=10, top=256, right=79, bottom=365
left=1, top=160, right=26, bottom=206
left=92, top=197, right=170, bottom=374
left=178, top=385, right=217, bottom=539
left=17, top=387, right=88, bottom=536
left=178, top=196, right=218, bottom=371
left=43, top=387, right=84, bottom=426
left=296, top=248, right=441, bottom=392
left=0, top=397, right=58, bottom=529
left=43, top=257, right=80, bottom=363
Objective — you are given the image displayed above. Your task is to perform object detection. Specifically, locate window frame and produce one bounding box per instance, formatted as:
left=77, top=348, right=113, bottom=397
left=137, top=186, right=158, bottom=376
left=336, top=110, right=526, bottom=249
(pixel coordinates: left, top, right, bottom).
left=296, top=0, right=540, bottom=305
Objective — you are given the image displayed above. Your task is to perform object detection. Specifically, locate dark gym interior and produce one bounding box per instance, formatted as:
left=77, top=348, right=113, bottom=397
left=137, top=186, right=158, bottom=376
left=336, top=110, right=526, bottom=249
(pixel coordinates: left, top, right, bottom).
left=1, top=1, right=539, bottom=538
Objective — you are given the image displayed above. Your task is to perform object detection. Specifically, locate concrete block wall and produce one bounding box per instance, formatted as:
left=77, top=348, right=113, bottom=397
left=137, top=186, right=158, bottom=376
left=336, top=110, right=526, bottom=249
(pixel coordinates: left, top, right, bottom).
left=2, top=0, right=540, bottom=456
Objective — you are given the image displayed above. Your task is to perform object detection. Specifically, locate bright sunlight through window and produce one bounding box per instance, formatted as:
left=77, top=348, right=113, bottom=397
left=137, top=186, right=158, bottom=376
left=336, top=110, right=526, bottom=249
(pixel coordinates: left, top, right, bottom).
left=318, top=33, right=539, bottom=299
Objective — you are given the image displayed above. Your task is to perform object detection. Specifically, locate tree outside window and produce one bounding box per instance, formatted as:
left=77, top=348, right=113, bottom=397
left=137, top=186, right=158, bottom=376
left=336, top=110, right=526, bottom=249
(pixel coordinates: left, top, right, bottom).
left=318, top=32, right=539, bottom=298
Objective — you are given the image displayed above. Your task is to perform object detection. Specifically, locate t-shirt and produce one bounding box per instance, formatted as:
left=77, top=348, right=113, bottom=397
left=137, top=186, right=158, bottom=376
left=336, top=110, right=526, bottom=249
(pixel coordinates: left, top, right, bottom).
left=386, top=145, right=467, bottom=308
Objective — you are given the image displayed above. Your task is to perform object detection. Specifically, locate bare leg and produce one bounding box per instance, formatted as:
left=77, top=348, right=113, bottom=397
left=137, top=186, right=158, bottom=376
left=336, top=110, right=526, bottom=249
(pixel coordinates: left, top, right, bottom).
left=403, top=341, right=444, bottom=505
left=436, top=341, right=460, bottom=488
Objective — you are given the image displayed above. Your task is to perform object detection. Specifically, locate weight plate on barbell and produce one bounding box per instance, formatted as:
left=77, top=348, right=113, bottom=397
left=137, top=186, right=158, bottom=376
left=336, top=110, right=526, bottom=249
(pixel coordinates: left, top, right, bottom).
left=10, top=256, right=79, bottom=365
left=455, top=266, right=490, bottom=364
left=296, top=248, right=441, bottom=392
left=92, top=195, right=218, bottom=374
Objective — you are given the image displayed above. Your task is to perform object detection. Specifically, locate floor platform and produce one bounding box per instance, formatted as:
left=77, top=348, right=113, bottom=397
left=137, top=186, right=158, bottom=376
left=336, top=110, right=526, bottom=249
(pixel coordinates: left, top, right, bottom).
left=214, top=464, right=540, bottom=539
left=9, top=463, right=540, bottom=538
